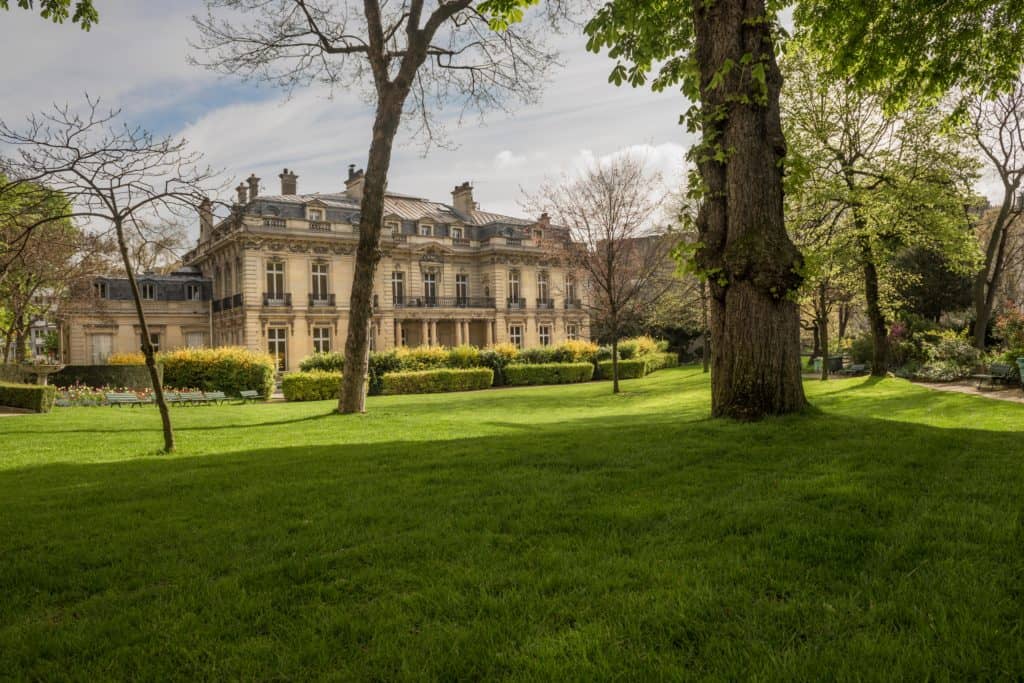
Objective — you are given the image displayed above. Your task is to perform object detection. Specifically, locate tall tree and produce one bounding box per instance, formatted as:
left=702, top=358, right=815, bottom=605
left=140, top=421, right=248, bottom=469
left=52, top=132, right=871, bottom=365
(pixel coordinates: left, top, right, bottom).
left=966, top=82, right=1024, bottom=349
left=0, top=100, right=219, bottom=453
left=193, top=0, right=556, bottom=414
left=530, top=155, right=675, bottom=393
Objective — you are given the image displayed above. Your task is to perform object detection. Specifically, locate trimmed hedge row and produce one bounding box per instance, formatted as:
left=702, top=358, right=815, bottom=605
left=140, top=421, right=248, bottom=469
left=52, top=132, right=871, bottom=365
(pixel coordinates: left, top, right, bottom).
left=51, top=364, right=160, bottom=389
left=0, top=382, right=57, bottom=413
left=646, top=352, right=679, bottom=371
left=503, top=362, right=594, bottom=386
left=598, top=358, right=649, bottom=380
left=161, top=348, right=276, bottom=399
left=282, top=371, right=341, bottom=402
left=382, top=368, right=493, bottom=395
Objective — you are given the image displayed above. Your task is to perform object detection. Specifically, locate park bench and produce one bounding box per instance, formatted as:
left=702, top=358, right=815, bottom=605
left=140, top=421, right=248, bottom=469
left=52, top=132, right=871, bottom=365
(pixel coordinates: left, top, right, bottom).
left=239, top=390, right=261, bottom=403
left=837, top=363, right=868, bottom=376
left=106, top=392, right=150, bottom=407
left=179, top=391, right=208, bottom=405
left=971, top=363, right=1014, bottom=390
left=164, top=392, right=186, bottom=406
left=203, top=391, right=228, bottom=405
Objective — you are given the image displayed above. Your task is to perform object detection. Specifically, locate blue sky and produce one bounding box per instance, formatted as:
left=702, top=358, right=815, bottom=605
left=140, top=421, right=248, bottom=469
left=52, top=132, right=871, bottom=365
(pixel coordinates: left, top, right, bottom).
left=0, top=1, right=692, bottom=229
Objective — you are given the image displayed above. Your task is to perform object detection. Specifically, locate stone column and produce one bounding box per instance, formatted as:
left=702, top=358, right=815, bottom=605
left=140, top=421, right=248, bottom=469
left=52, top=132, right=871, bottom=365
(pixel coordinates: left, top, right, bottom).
left=394, top=319, right=402, bottom=347
left=462, top=320, right=470, bottom=346
left=485, top=319, right=493, bottom=346
left=420, top=319, right=428, bottom=346
left=454, top=319, right=462, bottom=345
left=429, top=320, right=438, bottom=346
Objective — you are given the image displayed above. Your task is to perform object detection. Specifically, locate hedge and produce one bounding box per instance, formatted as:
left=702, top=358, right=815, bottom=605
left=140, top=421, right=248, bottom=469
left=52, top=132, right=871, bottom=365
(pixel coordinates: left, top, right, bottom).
left=51, top=364, right=160, bottom=389
left=0, top=382, right=57, bottom=413
left=598, top=358, right=648, bottom=380
left=645, top=352, right=679, bottom=372
left=0, top=365, right=28, bottom=383
left=503, top=362, right=594, bottom=386
left=161, top=347, right=276, bottom=398
left=282, top=371, right=341, bottom=401
left=299, top=352, right=344, bottom=372
left=381, top=367, right=493, bottom=395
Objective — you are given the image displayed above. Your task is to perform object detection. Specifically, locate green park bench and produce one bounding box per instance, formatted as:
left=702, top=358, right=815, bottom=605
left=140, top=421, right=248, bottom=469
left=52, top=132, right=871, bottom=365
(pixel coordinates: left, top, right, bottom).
left=971, top=363, right=1014, bottom=390
left=239, top=390, right=262, bottom=403
left=837, top=363, right=868, bottom=376
left=203, top=391, right=228, bottom=404
left=179, top=391, right=208, bottom=405
left=105, top=392, right=151, bottom=407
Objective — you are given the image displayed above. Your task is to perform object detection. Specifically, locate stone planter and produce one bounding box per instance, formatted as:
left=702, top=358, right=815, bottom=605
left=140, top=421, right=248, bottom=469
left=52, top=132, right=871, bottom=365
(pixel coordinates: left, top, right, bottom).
left=18, top=364, right=64, bottom=386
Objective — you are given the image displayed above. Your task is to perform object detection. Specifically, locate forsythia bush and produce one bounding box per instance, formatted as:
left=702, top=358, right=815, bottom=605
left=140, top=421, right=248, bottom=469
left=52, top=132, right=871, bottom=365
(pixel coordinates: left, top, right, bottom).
left=282, top=371, right=341, bottom=401
left=107, top=352, right=146, bottom=365
left=0, top=382, right=57, bottom=413
left=299, top=352, right=344, bottom=372
left=161, top=346, right=276, bottom=398
left=554, top=339, right=599, bottom=363
left=503, top=362, right=594, bottom=385
left=446, top=344, right=483, bottom=368
left=381, top=367, right=493, bottom=395
left=395, top=345, right=451, bottom=370
left=598, top=358, right=648, bottom=380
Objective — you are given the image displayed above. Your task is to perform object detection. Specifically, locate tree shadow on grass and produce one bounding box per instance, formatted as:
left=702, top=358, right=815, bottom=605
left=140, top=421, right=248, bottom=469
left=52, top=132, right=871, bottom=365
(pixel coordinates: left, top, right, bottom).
left=1, top=406, right=1022, bottom=680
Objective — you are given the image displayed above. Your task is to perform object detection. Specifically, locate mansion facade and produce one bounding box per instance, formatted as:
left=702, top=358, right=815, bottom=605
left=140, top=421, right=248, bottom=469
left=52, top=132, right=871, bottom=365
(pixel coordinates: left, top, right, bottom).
left=63, top=167, right=589, bottom=371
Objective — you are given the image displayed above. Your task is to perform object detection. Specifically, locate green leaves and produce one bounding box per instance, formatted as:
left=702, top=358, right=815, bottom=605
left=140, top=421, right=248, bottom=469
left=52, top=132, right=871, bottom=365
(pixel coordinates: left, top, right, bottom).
left=0, top=0, right=98, bottom=29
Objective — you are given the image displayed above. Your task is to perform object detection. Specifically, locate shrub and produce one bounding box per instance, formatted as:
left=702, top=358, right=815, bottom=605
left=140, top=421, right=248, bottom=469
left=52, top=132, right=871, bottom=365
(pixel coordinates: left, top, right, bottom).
left=848, top=333, right=874, bottom=364
left=381, top=367, right=493, bottom=395
left=596, top=345, right=614, bottom=362
left=368, top=349, right=402, bottom=395
left=617, top=339, right=638, bottom=359
left=51, top=364, right=160, bottom=389
left=299, top=352, right=344, bottom=372
left=552, top=339, right=599, bottom=363
left=0, top=382, right=57, bottom=413
left=282, top=371, right=341, bottom=401
left=107, top=352, right=146, bottom=365
left=519, top=346, right=559, bottom=364
left=161, top=347, right=275, bottom=398
left=597, top=358, right=648, bottom=380
left=994, top=307, right=1024, bottom=349
left=645, top=351, right=679, bottom=372
left=446, top=344, right=483, bottom=368
left=479, top=343, right=520, bottom=386
left=395, top=345, right=449, bottom=371
left=503, top=362, right=594, bottom=385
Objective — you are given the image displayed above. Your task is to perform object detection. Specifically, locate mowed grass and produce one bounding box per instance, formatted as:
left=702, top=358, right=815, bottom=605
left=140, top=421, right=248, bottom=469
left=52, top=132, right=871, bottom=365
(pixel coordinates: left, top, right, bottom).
left=1, top=368, right=1023, bottom=680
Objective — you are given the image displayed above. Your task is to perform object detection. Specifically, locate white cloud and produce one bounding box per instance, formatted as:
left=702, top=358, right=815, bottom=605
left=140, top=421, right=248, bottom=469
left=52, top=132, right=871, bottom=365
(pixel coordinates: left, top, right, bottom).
left=494, top=150, right=527, bottom=170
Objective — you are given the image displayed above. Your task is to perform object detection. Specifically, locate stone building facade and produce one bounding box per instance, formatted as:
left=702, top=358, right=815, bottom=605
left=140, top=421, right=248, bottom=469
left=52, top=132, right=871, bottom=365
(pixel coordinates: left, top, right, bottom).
left=171, top=168, right=588, bottom=371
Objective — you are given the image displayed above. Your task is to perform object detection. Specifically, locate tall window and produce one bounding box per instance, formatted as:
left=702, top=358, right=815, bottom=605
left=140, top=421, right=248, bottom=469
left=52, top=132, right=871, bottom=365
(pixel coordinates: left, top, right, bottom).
left=312, top=326, right=331, bottom=353
left=148, top=333, right=161, bottom=353
left=566, top=324, right=578, bottom=341
left=141, top=283, right=155, bottom=300
left=268, top=328, right=287, bottom=371
left=566, top=275, right=577, bottom=303
left=539, top=324, right=551, bottom=346
left=214, top=266, right=221, bottom=297
left=455, top=273, right=469, bottom=303
left=186, top=332, right=205, bottom=348
left=391, top=271, right=405, bottom=304
left=308, top=208, right=324, bottom=221
left=90, top=333, right=112, bottom=363
left=451, top=227, right=463, bottom=240
left=423, top=272, right=437, bottom=303
left=236, top=257, right=243, bottom=292
left=94, top=282, right=108, bottom=299
left=266, top=261, right=284, bottom=300
left=224, top=263, right=233, bottom=295
left=537, top=271, right=549, bottom=301
left=507, top=270, right=520, bottom=303
left=509, top=324, right=523, bottom=349
left=419, top=223, right=432, bottom=236
left=186, top=284, right=201, bottom=301
left=311, top=262, right=329, bottom=302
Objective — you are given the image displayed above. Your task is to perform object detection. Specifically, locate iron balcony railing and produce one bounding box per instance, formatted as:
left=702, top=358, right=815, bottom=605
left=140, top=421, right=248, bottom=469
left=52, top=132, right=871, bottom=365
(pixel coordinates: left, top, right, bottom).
left=394, top=296, right=495, bottom=308
left=212, top=294, right=243, bottom=313
left=263, top=292, right=292, bottom=307
left=507, top=297, right=526, bottom=309
left=308, top=292, right=337, bottom=307
left=536, top=298, right=554, bottom=309
left=564, top=299, right=582, bottom=309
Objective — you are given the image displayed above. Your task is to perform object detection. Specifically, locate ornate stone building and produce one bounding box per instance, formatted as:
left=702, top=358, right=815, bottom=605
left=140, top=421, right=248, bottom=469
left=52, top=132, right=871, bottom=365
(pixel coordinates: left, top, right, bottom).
left=173, top=167, right=588, bottom=371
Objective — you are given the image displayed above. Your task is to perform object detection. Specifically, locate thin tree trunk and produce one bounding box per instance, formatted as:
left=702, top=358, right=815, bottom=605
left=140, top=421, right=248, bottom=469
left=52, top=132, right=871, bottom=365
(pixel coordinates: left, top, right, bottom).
left=692, top=0, right=807, bottom=419
left=818, top=284, right=829, bottom=381
left=859, top=239, right=888, bottom=377
left=700, top=280, right=710, bottom=373
left=114, top=219, right=174, bottom=453
left=611, top=337, right=620, bottom=394
left=809, top=322, right=821, bottom=361
left=971, top=188, right=1017, bottom=349
left=339, top=88, right=406, bottom=414
left=838, top=303, right=850, bottom=340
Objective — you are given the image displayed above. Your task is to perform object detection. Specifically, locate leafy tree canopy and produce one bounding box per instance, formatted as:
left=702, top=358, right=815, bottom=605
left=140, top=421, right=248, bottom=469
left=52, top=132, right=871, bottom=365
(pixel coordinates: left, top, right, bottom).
left=0, top=0, right=97, bottom=29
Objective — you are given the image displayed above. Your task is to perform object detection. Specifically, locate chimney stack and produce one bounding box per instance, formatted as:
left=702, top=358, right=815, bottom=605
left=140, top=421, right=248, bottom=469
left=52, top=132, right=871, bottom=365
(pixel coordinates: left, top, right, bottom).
left=279, top=168, right=298, bottom=195
left=199, top=197, right=213, bottom=242
left=345, top=165, right=365, bottom=200
left=452, top=181, right=475, bottom=215
left=247, top=173, right=260, bottom=200
left=236, top=183, right=248, bottom=205
left=538, top=211, right=550, bottom=228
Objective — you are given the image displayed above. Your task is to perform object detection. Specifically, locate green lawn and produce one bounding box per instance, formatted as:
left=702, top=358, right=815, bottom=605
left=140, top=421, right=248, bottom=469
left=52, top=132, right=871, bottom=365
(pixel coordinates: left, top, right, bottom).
left=1, top=368, right=1023, bottom=680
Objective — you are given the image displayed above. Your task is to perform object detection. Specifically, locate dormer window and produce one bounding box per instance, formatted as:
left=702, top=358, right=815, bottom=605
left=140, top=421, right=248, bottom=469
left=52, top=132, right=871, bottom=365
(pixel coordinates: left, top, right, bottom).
left=141, top=283, right=155, bottom=300
left=94, top=282, right=108, bottom=299
left=419, top=223, right=432, bottom=236
left=308, top=208, right=324, bottom=222
left=386, top=220, right=399, bottom=234
left=451, top=227, right=463, bottom=239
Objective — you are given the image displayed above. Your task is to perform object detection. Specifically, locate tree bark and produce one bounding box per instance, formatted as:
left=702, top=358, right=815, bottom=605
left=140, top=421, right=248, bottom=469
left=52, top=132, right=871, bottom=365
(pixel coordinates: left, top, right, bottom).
left=859, top=238, right=889, bottom=377
left=611, top=337, right=620, bottom=394
left=114, top=219, right=174, bottom=452
left=338, top=88, right=406, bottom=413
left=971, top=188, right=1016, bottom=349
left=692, top=0, right=807, bottom=419
left=700, top=280, right=710, bottom=373
left=817, top=283, right=829, bottom=381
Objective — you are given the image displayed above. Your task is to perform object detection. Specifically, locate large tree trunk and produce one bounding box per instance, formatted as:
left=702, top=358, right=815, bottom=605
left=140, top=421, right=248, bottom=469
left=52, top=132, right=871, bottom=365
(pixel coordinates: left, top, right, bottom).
left=692, top=0, right=807, bottom=419
left=114, top=219, right=174, bottom=453
left=859, top=239, right=889, bottom=377
left=700, top=280, right=710, bottom=373
left=339, top=88, right=406, bottom=414
left=971, top=190, right=1016, bottom=349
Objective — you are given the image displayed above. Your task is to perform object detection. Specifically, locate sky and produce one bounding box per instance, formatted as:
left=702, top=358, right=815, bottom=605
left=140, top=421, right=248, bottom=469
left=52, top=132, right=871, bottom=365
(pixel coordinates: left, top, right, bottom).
left=0, top=1, right=692, bottom=234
